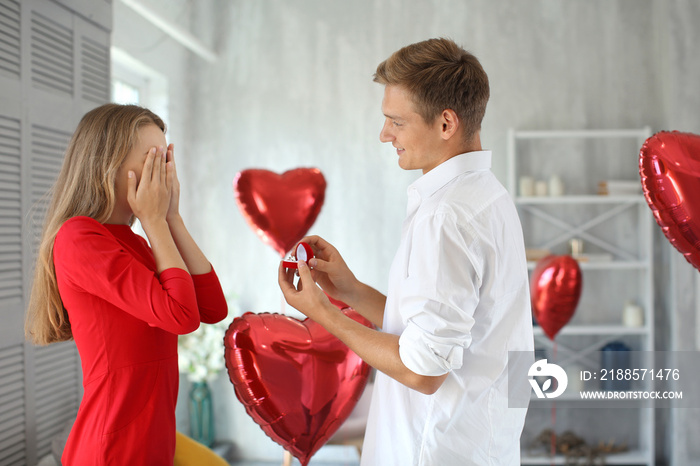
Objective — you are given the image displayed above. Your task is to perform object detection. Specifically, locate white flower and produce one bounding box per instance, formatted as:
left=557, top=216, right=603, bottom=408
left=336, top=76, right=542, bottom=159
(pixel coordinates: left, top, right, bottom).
left=177, top=295, right=239, bottom=383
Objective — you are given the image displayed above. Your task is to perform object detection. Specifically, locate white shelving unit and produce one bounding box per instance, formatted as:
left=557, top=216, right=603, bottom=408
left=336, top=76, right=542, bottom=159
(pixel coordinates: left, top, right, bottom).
left=507, top=128, right=655, bottom=466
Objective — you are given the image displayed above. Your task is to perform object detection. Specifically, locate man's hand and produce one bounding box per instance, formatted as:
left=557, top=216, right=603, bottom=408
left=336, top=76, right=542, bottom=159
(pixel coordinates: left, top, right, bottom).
left=279, top=258, right=446, bottom=395
left=278, top=259, right=334, bottom=321
left=301, top=236, right=360, bottom=306
left=300, top=235, right=387, bottom=328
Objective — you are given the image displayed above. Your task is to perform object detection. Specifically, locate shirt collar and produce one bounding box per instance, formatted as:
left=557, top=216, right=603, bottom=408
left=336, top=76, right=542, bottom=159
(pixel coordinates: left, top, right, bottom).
left=409, top=150, right=492, bottom=198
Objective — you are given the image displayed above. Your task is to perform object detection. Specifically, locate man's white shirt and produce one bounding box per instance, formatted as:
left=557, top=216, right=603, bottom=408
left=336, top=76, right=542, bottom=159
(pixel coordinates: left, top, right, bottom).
left=361, top=151, right=534, bottom=466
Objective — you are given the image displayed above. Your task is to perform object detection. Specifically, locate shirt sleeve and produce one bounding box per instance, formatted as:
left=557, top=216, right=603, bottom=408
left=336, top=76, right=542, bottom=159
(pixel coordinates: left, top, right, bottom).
left=191, top=267, right=228, bottom=324
left=53, top=217, right=200, bottom=335
left=397, top=211, right=481, bottom=377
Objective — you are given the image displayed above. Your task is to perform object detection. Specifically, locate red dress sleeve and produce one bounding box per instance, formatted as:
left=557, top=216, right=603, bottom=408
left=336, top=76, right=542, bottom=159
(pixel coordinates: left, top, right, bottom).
left=191, top=268, right=228, bottom=324
left=54, top=217, right=200, bottom=335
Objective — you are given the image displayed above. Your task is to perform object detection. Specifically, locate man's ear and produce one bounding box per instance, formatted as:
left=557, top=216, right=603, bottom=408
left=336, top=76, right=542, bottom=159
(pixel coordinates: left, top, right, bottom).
left=439, top=109, right=460, bottom=141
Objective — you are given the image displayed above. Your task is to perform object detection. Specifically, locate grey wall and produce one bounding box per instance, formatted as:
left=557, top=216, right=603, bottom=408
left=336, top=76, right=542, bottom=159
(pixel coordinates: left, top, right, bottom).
left=185, top=1, right=668, bottom=317
left=661, top=1, right=700, bottom=465
left=114, top=0, right=700, bottom=463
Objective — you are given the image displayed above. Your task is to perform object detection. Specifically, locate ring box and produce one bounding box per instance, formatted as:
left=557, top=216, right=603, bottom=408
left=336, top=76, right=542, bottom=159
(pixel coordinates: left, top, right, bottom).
left=282, top=242, right=314, bottom=269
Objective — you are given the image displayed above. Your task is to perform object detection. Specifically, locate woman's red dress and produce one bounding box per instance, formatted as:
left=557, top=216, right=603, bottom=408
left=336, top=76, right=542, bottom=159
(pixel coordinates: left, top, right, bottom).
left=53, top=216, right=227, bottom=465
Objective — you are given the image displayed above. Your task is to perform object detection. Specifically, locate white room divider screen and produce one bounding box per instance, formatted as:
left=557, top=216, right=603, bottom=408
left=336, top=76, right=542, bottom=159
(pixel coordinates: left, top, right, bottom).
left=0, top=1, right=111, bottom=464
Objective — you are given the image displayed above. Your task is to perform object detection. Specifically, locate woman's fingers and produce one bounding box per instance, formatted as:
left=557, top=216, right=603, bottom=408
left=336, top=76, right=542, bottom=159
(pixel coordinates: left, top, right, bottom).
left=131, top=146, right=171, bottom=223
left=151, top=146, right=162, bottom=182
left=166, top=159, right=174, bottom=190
left=166, top=144, right=175, bottom=164
left=127, top=170, right=137, bottom=206
left=159, top=147, right=167, bottom=186
left=141, top=147, right=155, bottom=183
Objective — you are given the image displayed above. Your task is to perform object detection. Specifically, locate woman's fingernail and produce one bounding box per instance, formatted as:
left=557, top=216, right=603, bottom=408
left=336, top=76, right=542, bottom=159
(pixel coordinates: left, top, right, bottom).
left=298, top=259, right=307, bottom=268
left=309, top=258, right=317, bottom=267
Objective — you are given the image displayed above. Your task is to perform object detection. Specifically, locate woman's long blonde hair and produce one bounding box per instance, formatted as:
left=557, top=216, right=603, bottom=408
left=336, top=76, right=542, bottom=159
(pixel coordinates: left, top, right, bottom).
left=26, top=104, right=165, bottom=345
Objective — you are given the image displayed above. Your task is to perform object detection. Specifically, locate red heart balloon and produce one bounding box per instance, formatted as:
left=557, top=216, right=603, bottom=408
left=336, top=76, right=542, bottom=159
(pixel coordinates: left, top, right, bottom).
left=234, top=168, right=327, bottom=256
left=531, top=255, right=583, bottom=340
left=223, top=309, right=372, bottom=466
left=639, top=131, right=700, bottom=271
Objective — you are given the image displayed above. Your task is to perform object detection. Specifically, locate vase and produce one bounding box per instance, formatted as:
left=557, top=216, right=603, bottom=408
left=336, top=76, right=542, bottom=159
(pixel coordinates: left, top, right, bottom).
left=188, top=380, right=214, bottom=446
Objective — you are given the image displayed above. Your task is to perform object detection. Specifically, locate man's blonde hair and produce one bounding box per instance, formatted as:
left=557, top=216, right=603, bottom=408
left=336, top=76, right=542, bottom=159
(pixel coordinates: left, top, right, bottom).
left=374, top=38, right=489, bottom=140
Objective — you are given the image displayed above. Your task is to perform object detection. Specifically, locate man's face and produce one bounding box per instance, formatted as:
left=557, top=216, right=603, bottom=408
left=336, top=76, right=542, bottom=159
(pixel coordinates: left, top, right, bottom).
left=379, top=85, right=445, bottom=174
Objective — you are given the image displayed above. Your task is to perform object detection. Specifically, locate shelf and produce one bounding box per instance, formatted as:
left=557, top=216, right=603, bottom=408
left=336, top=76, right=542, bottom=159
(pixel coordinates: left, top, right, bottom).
left=533, top=325, right=649, bottom=337
left=521, top=449, right=650, bottom=465
left=516, top=195, right=645, bottom=205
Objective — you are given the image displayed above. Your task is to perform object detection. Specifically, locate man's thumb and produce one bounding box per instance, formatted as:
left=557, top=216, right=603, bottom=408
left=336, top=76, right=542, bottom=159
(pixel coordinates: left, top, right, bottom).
left=297, top=259, right=313, bottom=282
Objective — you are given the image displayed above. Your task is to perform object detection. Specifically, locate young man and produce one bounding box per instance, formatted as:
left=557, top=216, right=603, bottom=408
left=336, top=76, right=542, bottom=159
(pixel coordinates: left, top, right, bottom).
left=279, top=38, right=534, bottom=465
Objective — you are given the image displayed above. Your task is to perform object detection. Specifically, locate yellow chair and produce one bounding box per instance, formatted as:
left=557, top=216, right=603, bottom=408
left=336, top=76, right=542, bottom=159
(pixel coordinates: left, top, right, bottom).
left=174, top=431, right=229, bottom=466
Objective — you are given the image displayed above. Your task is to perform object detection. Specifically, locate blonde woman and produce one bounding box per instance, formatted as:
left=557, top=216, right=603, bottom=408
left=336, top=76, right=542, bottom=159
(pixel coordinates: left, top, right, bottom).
left=26, top=104, right=228, bottom=465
